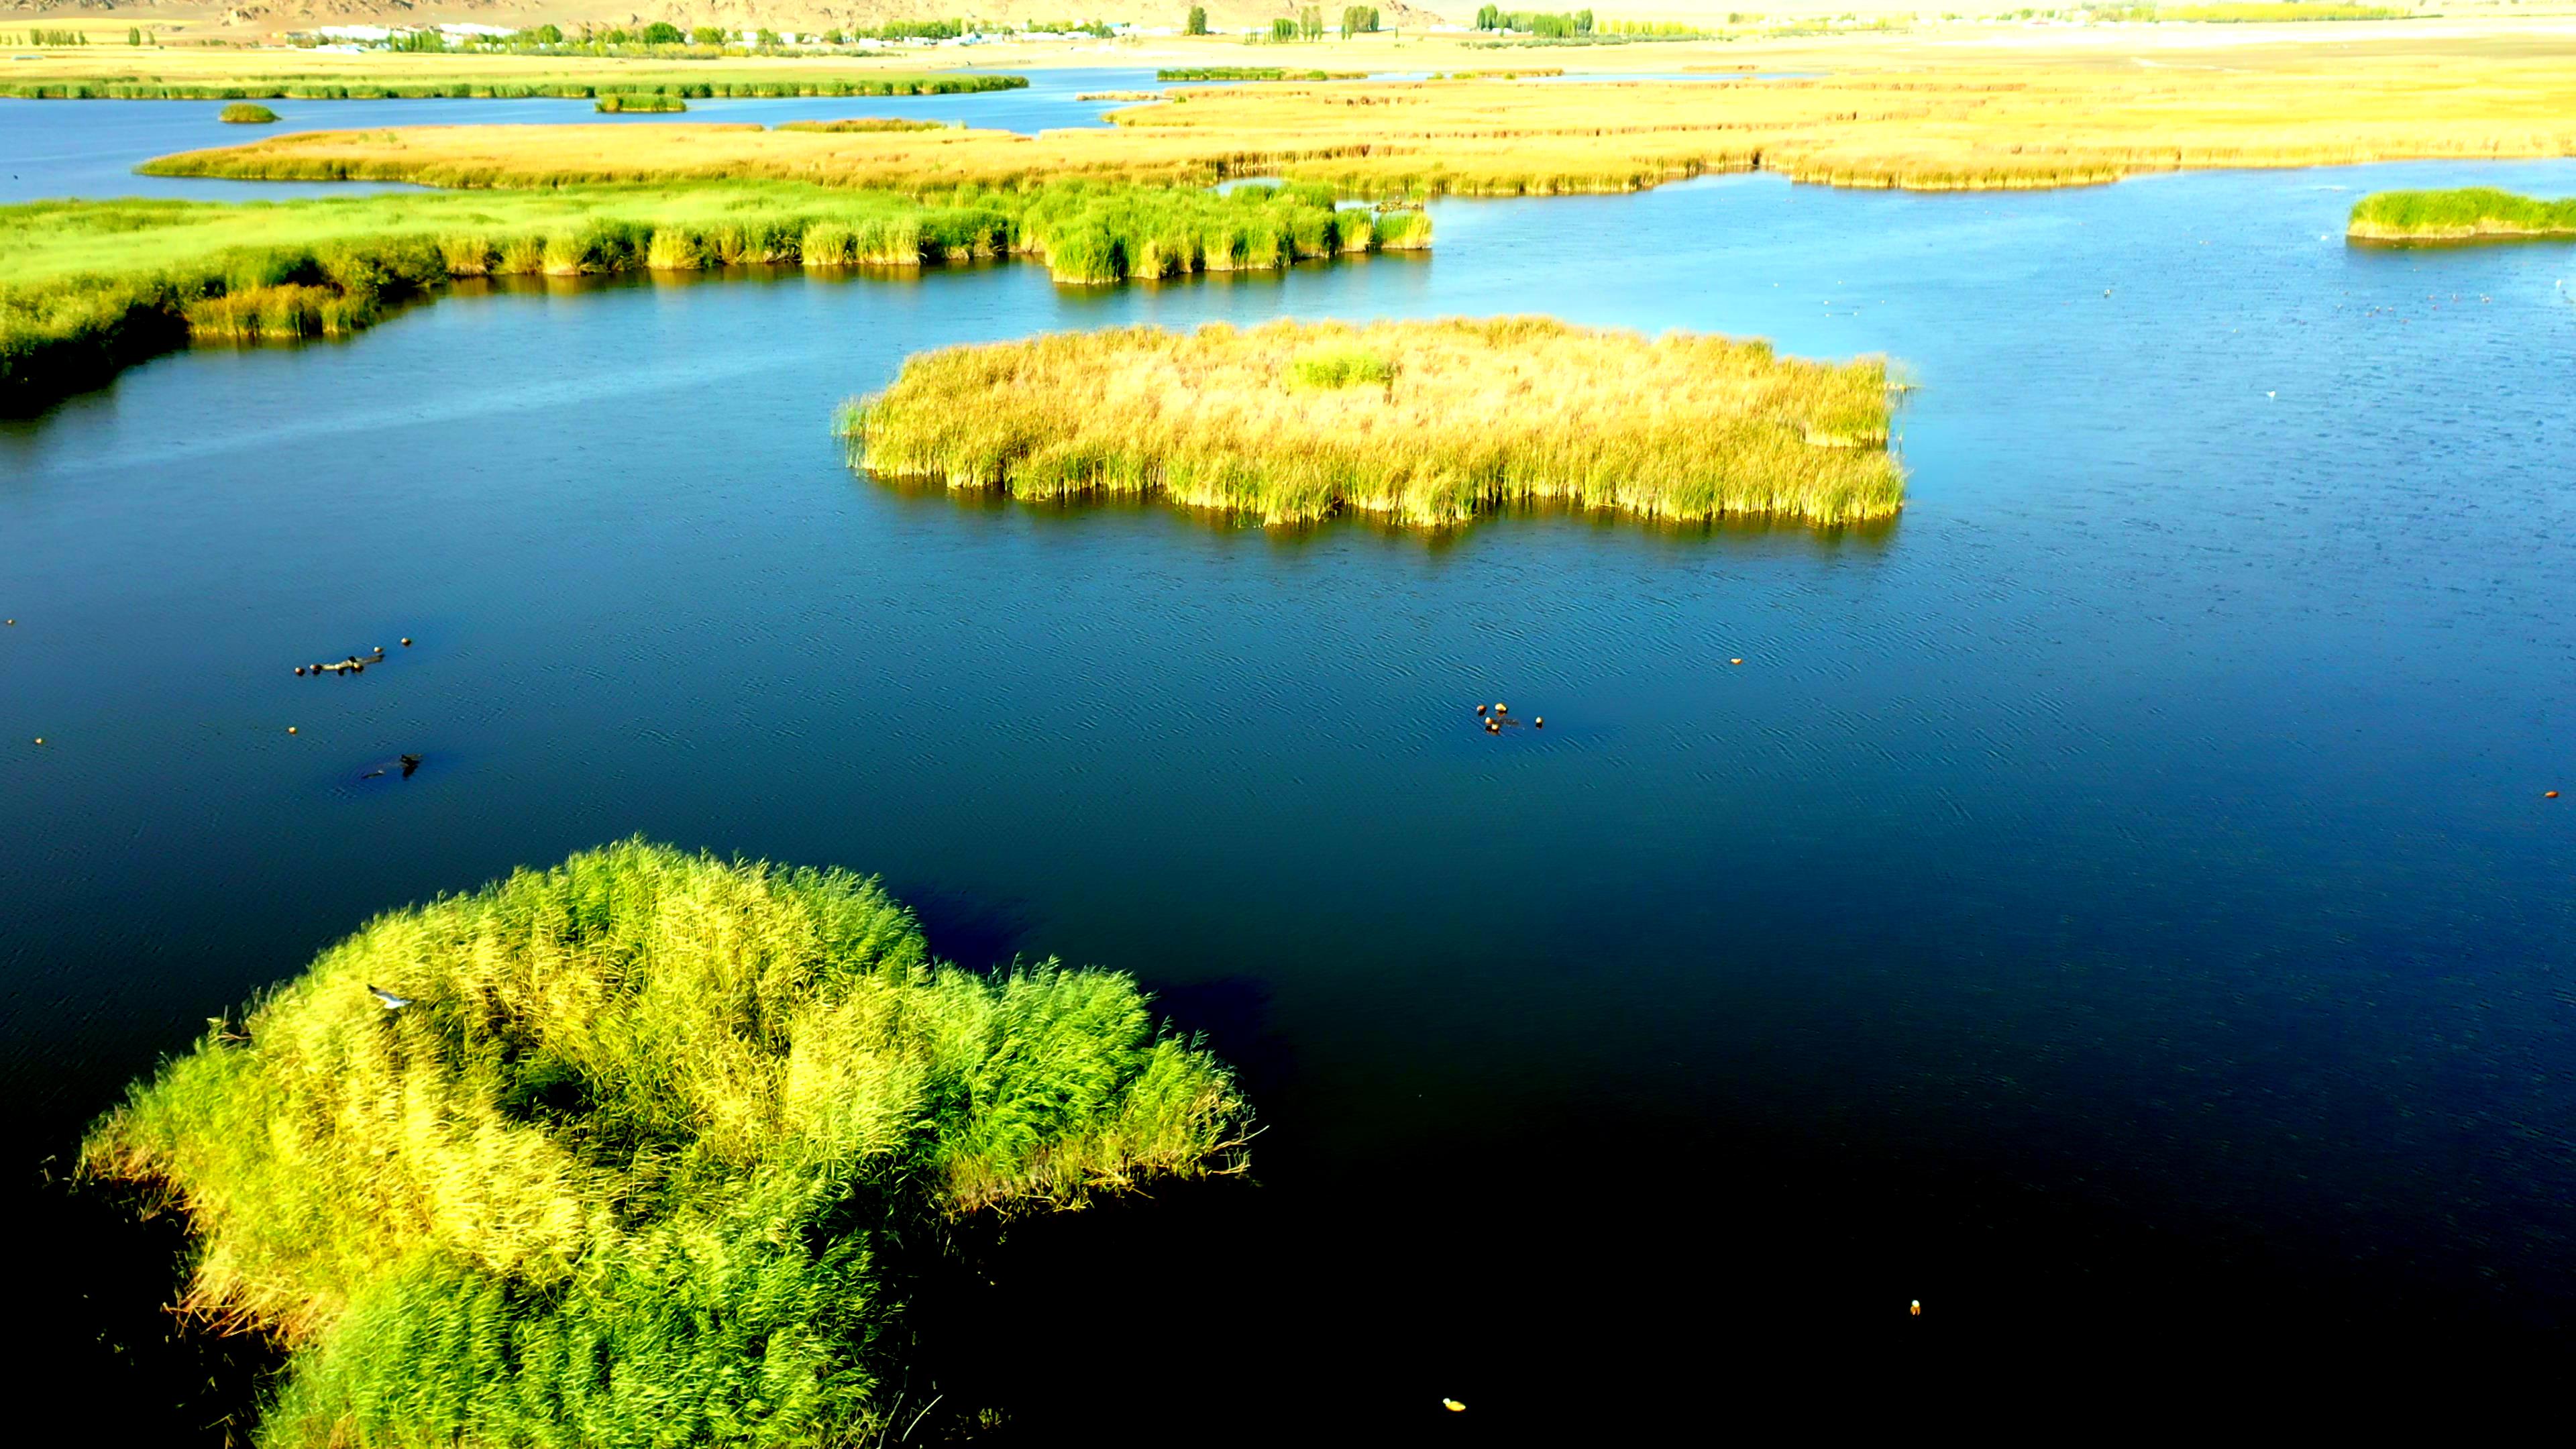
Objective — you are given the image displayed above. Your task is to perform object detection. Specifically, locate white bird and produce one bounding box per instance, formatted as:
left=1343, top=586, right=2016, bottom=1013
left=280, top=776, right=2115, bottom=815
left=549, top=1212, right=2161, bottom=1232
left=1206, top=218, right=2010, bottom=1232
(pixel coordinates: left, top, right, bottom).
left=366, top=984, right=413, bottom=1012
left=2267, top=391, right=2277, bottom=398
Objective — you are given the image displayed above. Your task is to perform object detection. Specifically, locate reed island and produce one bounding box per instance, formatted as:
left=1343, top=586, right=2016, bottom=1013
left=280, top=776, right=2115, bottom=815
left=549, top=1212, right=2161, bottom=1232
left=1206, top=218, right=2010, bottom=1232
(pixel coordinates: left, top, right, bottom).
left=80, top=841, right=1245, bottom=1448
left=839, top=317, right=1905, bottom=529
left=2347, top=188, right=2576, bottom=244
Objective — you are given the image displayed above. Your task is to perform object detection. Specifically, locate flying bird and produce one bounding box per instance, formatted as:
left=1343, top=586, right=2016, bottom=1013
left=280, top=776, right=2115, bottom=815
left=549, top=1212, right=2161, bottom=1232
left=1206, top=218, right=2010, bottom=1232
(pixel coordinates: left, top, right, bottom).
left=366, top=984, right=413, bottom=1012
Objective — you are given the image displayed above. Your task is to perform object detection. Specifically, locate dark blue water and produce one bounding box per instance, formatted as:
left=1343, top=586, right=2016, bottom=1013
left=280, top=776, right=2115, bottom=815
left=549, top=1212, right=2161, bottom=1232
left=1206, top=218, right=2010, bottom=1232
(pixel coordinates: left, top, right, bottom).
left=7, top=156, right=2576, bottom=1424
left=0, top=66, right=1167, bottom=204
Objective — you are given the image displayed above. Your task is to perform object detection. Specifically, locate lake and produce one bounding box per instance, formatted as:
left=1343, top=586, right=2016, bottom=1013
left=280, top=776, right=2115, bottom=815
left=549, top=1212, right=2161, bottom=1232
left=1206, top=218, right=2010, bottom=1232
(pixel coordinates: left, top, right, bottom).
left=0, top=66, right=1168, bottom=204
left=5, top=142, right=2576, bottom=1428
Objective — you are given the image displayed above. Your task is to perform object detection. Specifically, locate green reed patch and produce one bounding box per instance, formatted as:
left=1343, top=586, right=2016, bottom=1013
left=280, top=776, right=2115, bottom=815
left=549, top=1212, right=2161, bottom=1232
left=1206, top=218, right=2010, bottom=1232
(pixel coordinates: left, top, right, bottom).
left=593, top=92, right=685, bottom=113
left=2347, top=186, right=2576, bottom=242
left=80, top=840, right=1246, bottom=1449
left=0, top=180, right=1421, bottom=412
left=217, top=101, right=276, bottom=123
left=840, top=316, right=1904, bottom=530
left=1289, top=343, right=1395, bottom=388
left=1155, top=66, right=1368, bottom=81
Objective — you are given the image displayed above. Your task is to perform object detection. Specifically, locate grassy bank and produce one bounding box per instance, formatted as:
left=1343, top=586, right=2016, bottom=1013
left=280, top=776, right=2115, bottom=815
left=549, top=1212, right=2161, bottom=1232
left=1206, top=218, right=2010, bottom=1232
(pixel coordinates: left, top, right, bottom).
left=1, top=181, right=1424, bottom=413
left=838, top=317, right=1903, bottom=529
left=0, top=69, right=1025, bottom=101
left=144, top=41, right=2576, bottom=199
left=594, top=93, right=686, bottom=113
left=81, top=841, right=1244, bottom=1448
left=2347, top=186, right=2576, bottom=241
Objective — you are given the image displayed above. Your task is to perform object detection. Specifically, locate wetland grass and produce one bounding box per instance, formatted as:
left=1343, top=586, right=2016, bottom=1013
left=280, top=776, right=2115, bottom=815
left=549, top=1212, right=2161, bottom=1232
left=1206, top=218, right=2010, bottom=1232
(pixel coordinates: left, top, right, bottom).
left=217, top=102, right=276, bottom=124
left=2347, top=186, right=2576, bottom=242
left=592, top=92, right=685, bottom=113
left=1, top=182, right=1403, bottom=411
left=838, top=317, right=1904, bottom=529
left=80, top=841, right=1245, bottom=1449
left=0, top=64, right=1027, bottom=101
left=149, top=42, right=2576, bottom=201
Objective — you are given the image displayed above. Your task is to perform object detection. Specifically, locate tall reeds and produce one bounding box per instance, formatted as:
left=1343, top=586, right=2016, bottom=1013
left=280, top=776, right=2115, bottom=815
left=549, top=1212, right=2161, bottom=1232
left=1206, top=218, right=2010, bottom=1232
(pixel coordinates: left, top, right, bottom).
left=139, top=44, right=2576, bottom=199
left=216, top=102, right=276, bottom=123
left=2348, top=186, right=2576, bottom=241
left=80, top=841, right=1246, bottom=1449
left=1, top=182, right=1406, bottom=411
left=839, top=317, right=1905, bottom=529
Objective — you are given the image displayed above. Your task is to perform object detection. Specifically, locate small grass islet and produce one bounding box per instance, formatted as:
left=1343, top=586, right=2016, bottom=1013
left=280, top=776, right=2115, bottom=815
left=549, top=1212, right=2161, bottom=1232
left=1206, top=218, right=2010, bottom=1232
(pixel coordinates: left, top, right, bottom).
left=79, top=840, right=1246, bottom=1448
left=2347, top=186, right=2576, bottom=243
left=839, top=317, right=1904, bottom=529
left=217, top=102, right=276, bottom=125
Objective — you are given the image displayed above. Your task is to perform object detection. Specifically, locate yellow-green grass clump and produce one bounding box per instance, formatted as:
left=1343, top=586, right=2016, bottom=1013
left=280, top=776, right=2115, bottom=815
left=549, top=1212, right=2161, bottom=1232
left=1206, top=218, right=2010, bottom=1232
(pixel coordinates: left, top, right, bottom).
left=80, top=840, right=1245, bottom=1449
left=594, top=92, right=685, bottom=113
left=142, top=42, right=2576, bottom=201
left=0, top=182, right=1413, bottom=412
left=217, top=102, right=276, bottom=124
left=2348, top=186, right=2576, bottom=242
left=839, top=317, right=1904, bottom=529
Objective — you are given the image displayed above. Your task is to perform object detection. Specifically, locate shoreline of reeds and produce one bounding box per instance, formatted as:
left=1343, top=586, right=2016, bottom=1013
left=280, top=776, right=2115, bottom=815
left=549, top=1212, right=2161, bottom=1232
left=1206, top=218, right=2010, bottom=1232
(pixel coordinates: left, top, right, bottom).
left=839, top=317, right=1905, bottom=531
left=78, top=839, right=1247, bottom=1448
left=2347, top=186, right=2576, bottom=242
left=1, top=182, right=1429, bottom=414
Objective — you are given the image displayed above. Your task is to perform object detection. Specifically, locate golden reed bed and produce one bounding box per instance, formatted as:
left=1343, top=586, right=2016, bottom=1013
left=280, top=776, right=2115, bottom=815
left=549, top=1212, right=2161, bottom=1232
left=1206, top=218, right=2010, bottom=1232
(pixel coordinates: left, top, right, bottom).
left=837, top=317, right=1904, bottom=530
left=142, top=33, right=2576, bottom=197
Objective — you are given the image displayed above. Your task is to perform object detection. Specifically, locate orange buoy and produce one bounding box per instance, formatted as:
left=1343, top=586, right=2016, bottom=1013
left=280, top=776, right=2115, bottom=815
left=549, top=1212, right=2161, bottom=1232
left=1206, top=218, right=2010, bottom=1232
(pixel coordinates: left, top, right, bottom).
left=400, top=637, right=413, bottom=647
left=1495, top=702, right=1508, bottom=714
left=286, top=726, right=298, bottom=734
left=33, top=737, right=44, bottom=745
left=1729, top=658, right=1744, bottom=665
left=294, top=666, right=306, bottom=676
left=2549, top=791, right=2562, bottom=799
left=1534, top=716, right=1544, bottom=728
left=1909, top=1299, right=1921, bottom=1317
left=1486, top=720, right=1499, bottom=733
left=1442, top=1398, right=1466, bottom=1413
left=1475, top=704, right=1487, bottom=715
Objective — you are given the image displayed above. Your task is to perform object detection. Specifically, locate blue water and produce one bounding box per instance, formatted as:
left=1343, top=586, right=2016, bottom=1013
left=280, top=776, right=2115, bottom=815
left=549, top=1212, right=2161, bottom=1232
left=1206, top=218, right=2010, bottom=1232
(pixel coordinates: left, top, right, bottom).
left=6, top=140, right=2576, bottom=1425
left=0, top=66, right=1168, bottom=204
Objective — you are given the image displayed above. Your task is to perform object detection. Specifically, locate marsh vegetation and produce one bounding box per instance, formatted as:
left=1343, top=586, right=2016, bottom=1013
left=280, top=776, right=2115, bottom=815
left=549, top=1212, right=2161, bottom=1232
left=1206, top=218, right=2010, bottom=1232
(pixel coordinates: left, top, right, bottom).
left=2348, top=186, right=2576, bottom=241
left=839, top=317, right=1904, bottom=529
left=592, top=93, right=686, bottom=113
left=80, top=841, right=1244, bottom=1448
left=1, top=182, right=1415, bottom=410
left=146, top=44, right=2576, bottom=200
left=0, top=68, right=1027, bottom=101
left=217, top=103, right=277, bottom=124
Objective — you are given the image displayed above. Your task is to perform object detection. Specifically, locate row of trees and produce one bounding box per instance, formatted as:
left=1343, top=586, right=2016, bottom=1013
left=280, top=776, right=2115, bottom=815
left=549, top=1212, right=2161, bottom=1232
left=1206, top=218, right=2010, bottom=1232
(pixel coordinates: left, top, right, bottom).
left=1474, top=6, right=1597, bottom=33
left=1269, top=5, right=1382, bottom=38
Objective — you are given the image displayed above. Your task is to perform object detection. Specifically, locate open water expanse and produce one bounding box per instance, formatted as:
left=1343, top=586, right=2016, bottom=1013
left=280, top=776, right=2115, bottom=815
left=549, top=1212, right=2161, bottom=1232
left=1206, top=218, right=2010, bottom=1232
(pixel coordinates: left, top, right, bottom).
left=5, top=121, right=2576, bottom=1426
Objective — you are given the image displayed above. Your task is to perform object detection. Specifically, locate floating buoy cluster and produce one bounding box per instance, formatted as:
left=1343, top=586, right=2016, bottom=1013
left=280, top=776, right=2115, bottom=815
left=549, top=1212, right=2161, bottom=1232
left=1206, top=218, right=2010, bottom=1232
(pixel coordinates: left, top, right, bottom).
left=1474, top=701, right=1544, bottom=735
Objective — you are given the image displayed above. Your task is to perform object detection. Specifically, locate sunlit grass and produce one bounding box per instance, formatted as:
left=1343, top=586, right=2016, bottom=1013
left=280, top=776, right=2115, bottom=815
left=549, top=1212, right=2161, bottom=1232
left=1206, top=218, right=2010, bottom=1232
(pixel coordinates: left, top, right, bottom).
left=140, top=38, right=2576, bottom=199
left=82, top=840, right=1246, bottom=1448
left=217, top=102, right=276, bottom=124
left=839, top=317, right=1904, bottom=529
left=2348, top=186, right=2576, bottom=241
left=0, top=181, right=1417, bottom=411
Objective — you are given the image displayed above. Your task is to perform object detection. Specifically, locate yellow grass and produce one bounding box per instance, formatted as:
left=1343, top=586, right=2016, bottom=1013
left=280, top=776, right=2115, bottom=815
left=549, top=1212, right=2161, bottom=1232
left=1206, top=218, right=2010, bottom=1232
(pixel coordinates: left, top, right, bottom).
left=838, top=317, right=1904, bottom=529
left=140, top=31, right=2576, bottom=196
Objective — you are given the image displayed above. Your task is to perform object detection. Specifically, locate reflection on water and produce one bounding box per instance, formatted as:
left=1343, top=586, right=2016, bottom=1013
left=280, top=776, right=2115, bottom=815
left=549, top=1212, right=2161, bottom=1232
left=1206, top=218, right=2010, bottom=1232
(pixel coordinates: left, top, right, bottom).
left=7, top=157, right=2576, bottom=1430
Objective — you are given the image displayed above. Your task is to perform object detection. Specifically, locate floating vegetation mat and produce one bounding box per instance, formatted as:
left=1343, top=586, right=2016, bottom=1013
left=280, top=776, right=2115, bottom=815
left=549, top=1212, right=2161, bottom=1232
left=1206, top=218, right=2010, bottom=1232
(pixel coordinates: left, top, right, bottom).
left=2347, top=186, right=2576, bottom=242
left=79, top=840, right=1246, bottom=1448
left=840, top=317, right=1905, bottom=529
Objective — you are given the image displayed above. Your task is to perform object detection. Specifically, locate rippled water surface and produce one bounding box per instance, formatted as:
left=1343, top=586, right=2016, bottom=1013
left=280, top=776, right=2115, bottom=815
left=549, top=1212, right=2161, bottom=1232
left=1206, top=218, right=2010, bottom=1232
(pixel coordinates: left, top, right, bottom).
left=7, top=145, right=2576, bottom=1423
